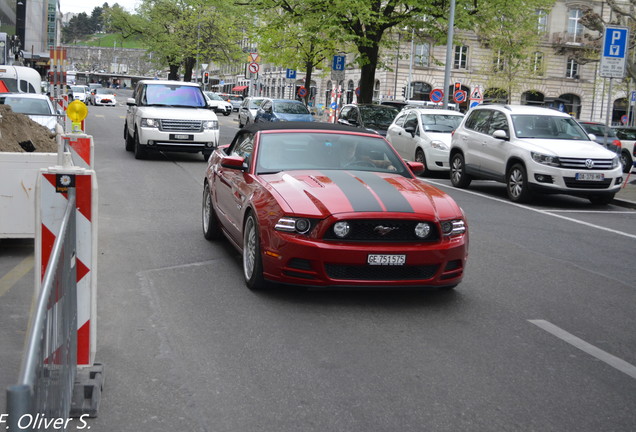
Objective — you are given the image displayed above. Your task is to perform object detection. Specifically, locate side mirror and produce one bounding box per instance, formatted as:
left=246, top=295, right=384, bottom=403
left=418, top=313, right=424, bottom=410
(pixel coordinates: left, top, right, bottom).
left=404, top=124, right=416, bottom=136
left=126, top=98, right=136, bottom=106
left=406, top=161, right=425, bottom=175
left=220, top=155, right=247, bottom=171
left=588, top=133, right=597, bottom=141
left=492, top=129, right=509, bottom=140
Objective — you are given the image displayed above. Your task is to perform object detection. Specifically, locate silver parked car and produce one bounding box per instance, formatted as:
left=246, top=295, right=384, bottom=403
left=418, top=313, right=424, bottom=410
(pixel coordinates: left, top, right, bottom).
left=238, top=97, right=266, bottom=128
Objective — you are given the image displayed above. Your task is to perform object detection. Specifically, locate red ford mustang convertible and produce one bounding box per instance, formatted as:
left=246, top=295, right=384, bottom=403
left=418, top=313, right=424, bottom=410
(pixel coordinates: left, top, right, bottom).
left=202, top=122, right=468, bottom=290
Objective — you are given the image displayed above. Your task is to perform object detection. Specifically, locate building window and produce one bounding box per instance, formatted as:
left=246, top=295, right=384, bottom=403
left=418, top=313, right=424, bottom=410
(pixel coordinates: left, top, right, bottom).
left=493, top=50, right=505, bottom=72
left=374, top=79, right=380, bottom=100
left=568, top=9, right=584, bottom=42
left=415, top=43, right=430, bottom=67
left=532, top=52, right=544, bottom=76
left=536, top=9, right=548, bottom=33
left=454, top=45, right=468, bottom=69
left=566, top=58, right=579, bottom=79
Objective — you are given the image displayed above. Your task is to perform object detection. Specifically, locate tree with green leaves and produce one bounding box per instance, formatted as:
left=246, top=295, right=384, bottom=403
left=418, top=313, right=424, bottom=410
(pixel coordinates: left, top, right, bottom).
left=247, top=0, right=478, bottom=104
left=473, top=0, right=556, bottom=103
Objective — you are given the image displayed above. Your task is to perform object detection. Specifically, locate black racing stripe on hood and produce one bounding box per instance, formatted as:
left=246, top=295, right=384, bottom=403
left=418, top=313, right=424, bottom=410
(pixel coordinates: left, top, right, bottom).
left=355, top=172, right=414, bottom=213
left=325, top=171, right=383, bottom=212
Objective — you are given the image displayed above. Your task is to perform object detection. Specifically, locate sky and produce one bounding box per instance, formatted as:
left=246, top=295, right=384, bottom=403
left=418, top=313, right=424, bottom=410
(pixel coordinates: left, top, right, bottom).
left=58, top=0, right=140, bottom=15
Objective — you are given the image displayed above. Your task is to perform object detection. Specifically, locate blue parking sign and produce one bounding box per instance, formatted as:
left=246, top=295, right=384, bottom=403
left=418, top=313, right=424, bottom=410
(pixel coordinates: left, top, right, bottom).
left=603, top=28, right=628, bottom=58
left=286, top=69, right=296, bottom=79
left=332, top=55, right=346, bottom=71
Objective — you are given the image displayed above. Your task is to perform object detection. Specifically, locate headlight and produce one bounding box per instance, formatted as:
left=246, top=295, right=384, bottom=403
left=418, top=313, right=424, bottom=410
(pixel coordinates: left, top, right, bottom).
left=612, top=156, right=620, bottom=169
left=333, top=221, right=350, bottom=238
left=414, top=222, right=432, bottom=238
left=275, top=217, right=312, bottom=234
left=531, top=152, right=560, bottom=167
left=441, top=219, right=466, bottom=236
left=141, top=118, right=159, bottom=128
left=204, top=120, right=219, bottom=130
left=430, top=140, right=448, bottom=150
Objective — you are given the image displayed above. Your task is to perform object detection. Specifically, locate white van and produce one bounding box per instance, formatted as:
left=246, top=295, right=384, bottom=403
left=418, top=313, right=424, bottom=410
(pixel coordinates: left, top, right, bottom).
left=0, top=65, right=42, bottom=93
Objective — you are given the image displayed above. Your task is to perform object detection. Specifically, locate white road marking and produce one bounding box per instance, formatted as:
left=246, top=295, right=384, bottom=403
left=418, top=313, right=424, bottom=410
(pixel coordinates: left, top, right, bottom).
left=529, top=319, right=636, bottom=379
left=425, top=180, right=636, bottom=240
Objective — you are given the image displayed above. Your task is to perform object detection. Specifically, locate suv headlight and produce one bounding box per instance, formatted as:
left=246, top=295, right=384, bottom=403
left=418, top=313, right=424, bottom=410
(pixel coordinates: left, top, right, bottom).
left=141, top=118, right=159, bottom=128
left=204, top=120, right=219, bottom=130
left=531, top=152, right=561, bottom=167
left=612, top=156, right=620, bottom=169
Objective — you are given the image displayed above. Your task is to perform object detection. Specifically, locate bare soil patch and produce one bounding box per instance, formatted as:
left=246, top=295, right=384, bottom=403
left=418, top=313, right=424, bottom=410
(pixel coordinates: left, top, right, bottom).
left=0, top=105, right=58, bottom=153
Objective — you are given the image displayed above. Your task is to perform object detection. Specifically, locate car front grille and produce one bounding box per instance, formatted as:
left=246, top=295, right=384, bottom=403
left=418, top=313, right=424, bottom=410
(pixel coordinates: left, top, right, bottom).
left=563, top=178, right=613, bottom=189
left=325, top=264, right=439, bottom=281
left=160, top=119, right=203, bottom=132
left=323, top=219, right=440, bottom=242
left=559, top=157, right=615, bottom=170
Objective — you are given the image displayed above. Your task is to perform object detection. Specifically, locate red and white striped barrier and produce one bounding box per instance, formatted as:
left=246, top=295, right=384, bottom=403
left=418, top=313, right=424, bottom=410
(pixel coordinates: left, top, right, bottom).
left=35, top=166, right=98, bottom=366
left=63, top=134, right=94, bottom=169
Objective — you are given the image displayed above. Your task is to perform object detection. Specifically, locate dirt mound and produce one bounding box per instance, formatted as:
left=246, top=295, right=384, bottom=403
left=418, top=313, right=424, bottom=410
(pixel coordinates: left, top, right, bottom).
left=0, top=105, right=58, bottom=153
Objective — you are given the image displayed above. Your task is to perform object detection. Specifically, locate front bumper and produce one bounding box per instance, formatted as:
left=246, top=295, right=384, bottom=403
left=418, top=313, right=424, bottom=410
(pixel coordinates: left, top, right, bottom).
left=261, top=231, right=468, bottom=289
left=527, top=165, right=623, bottom=195
left=139, top=127, right=219, bottom=153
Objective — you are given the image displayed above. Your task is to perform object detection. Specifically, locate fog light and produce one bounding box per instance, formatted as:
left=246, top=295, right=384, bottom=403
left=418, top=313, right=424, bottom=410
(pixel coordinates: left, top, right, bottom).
left=205, top=142, right=214, bottom=148
left=534, top=174, right=553, bottom=183
left=616, top=177, right=623, bottom=185
left=333, top=221, right=350, bottom=238
left=414, top=222, right=431, bottom=239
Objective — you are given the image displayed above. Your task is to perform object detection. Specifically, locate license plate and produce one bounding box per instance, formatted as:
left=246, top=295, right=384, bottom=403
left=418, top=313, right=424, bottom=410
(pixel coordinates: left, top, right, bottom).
left=171, top=134, right=192, bottom=140
left=367, top=254, right=406, bottom=266
left=575, top=173, right=604, bottom=181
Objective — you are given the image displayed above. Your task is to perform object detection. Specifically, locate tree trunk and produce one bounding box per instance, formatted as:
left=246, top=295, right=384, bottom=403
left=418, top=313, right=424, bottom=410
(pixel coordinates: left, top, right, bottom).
left=304, top=60, right=313, bottom=106
left=183, top=56, right=196, bottom=83
left=357, top=44, right=380, bottom=104
left=168, top=64, right=180, bottom=81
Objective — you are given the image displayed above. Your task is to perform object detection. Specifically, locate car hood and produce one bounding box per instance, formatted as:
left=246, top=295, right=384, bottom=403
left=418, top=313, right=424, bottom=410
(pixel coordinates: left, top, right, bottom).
left=519, top=139, right=619, bottom=158
left=140, top=106, right=217, bottom=120
left=262, top=170, right=460, bottom=218
left=276, top=113, right=314, bottom=122
left=424, top=131, right=452, bottom=145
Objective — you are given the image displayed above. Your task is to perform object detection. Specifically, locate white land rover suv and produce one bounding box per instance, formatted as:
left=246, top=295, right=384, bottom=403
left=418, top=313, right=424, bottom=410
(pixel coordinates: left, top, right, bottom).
left=449, top=105, right=623, bottom=204
left=124, top=80, right=219, bottom=160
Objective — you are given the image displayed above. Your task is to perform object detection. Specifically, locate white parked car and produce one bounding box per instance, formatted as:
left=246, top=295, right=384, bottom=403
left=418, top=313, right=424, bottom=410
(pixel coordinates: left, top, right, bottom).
left=0, top=93, right=61, bottom=132
left=69, top=85, right=89, bottom=102
left=124, top=80, right=219, bottom=160
left=204, top=92, right=232, bottom=116
left=387, top=108, right=464, bottom=175
left=90, top=87, right=117, bottom=106
left=450, top=104, right=623, bottom=205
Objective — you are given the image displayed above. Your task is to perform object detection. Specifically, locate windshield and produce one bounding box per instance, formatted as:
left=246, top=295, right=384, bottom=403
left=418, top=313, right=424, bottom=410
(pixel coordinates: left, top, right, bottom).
left=274, top=101, right=309, bottom=114
left=248, top=98, right=265, bottom=109
left=256, top=132, right=407, bottom=175
left=96, top=88, right=113, bottom=94
left=580, top=123, right=618, bottom=138
left=420, top=114, right=463, bottom=132
left=511, top=115, right=589, bottom=140
left=206, top=93, right=224, bottom=101
left=0, top=96, right=53, bottom=115
left=144, top=84, right=206, bottom=107
left=359, top=106, right=399, bottom=130
left=71, top=86, right=86, bottom=93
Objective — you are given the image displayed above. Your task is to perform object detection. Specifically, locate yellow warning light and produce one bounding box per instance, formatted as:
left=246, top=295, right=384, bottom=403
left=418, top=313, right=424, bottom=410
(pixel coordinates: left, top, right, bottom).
left=67, top=100, right=88, bottom=132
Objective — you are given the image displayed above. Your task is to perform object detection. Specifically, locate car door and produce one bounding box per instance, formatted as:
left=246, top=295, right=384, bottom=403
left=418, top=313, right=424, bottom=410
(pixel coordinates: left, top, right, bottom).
left=125, top=83, right=143, bottom=137
left=386, top=111, right=409, bottom=158
left=455, top=108, right=493, bottom=173
left=400, top=112, right=421, bottom=160
left=479, top=110, right=510, bottom=179
left=213, top=132, right=254, bottom=244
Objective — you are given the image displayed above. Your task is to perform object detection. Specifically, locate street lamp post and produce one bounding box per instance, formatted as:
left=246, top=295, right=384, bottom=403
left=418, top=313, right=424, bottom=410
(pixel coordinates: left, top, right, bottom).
left=442, top=0, right=456, bottom=109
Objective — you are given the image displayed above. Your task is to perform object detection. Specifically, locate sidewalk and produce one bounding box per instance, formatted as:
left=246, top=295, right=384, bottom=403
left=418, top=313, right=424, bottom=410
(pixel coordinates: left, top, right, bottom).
left=614, top=170, right=636, bottom=209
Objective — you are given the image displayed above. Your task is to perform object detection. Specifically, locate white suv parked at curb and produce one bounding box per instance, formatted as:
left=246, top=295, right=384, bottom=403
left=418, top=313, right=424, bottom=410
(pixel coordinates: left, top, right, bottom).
left=449, top=105, right=623, bottom=204
left=124, top=80, right=219, bottom=160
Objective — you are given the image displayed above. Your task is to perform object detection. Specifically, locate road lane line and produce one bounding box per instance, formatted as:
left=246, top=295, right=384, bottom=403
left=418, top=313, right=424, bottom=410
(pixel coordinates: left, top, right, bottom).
left=425, top=180, right=636, bottom=240
left=0, top=255, right=34, bottom=298
left=529, top=319, right=636, bottom=380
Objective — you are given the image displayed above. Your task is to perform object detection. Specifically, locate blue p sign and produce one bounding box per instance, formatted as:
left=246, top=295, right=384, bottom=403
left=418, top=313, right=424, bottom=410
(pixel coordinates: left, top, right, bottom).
left=604, top=28, right=628, bottom=58
left=332, top=55, right=346, bottom=71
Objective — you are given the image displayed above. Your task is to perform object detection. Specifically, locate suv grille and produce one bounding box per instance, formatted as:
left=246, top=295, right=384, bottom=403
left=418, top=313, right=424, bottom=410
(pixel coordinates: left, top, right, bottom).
left=160, top=119, right=203, bottom=132
left=563, top=178, right=613, bottom=189
left=559, top=157, right=615, bottom=170
left=323, top=219, right=440, bottom=242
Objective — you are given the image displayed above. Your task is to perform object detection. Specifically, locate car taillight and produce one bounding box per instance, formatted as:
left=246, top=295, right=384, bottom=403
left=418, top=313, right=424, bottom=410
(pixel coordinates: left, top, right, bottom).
left=613, top=139, right=622, bottom=148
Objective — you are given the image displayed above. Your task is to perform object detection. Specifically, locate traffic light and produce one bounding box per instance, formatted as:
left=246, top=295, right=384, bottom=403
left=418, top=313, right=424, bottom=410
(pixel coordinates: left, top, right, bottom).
left=402, top=87, right=406, bottom=98
left=454, top=82, right=461, bottom=92
left=203, top=72, right=209, bottom=84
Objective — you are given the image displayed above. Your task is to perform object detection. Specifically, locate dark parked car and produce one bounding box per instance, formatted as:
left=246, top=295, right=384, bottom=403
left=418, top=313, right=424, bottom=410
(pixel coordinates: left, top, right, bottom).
left=337, top=104, right=399, bottom=136
left=578, top=121, right=622, bottom=154
left=612, top=126, right=636, bottom=173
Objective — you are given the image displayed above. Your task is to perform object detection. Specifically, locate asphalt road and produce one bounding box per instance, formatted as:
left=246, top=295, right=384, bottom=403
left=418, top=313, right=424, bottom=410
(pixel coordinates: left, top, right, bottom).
left=2, top=95, right=635, bottom=431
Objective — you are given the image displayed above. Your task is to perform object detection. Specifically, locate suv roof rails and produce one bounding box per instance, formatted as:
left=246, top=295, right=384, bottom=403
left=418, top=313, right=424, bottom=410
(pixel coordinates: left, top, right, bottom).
left=504, top=105, right=512, bottom=111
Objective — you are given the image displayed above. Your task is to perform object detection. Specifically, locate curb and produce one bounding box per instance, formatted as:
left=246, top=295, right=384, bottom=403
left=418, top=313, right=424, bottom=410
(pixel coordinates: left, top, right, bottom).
left=613, top=197, right=636, bottom=210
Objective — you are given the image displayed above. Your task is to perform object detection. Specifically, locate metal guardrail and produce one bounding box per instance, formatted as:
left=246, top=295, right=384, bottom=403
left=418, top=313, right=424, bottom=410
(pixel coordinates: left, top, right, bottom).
left=6, top=189, right=77, bottom=432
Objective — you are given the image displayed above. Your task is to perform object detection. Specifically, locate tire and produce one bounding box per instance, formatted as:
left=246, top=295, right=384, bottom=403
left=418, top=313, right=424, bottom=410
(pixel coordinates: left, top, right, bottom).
left=506, top=163, right=533, bottom=203
left=243, top=213, right=267, bottom=291
left=415, top=148, right=431, bottom=176
left=223, top=111, right=231, bottom=116
left=133, top=129, right=147, bottom=160
left=238, top=117, right=244, bottom=128
left=620, top=150, right=633, bottom=173
left=202, top=150, right=212, bottom=160
left=202, top=184, right=221, bottom=240
left=124, top=122, right=134, bottom=151
left=588, top=193, right=615, bottom=205
left=450, top=153, right=472, bottom=188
